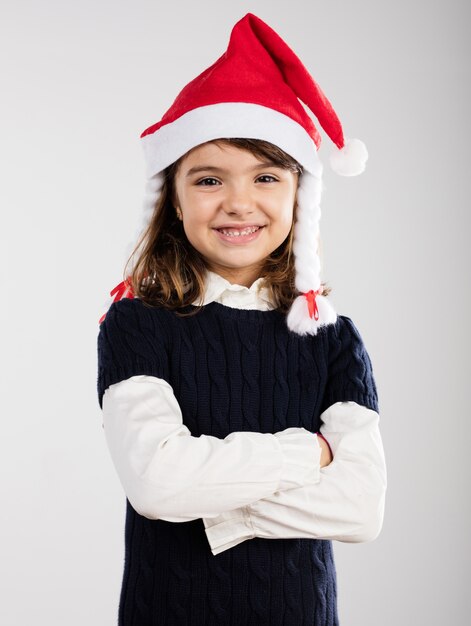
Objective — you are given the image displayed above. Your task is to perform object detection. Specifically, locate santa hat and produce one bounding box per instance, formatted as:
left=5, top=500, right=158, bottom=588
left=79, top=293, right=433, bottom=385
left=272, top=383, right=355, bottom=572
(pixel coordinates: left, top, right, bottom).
left=100, top=12, right=368, bottom=333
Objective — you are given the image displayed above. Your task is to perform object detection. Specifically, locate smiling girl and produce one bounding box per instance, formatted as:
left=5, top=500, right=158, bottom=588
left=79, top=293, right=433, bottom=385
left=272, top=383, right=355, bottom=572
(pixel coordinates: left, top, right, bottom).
left=97, top=13, right=386, bottom=626
left=173, top=141, right=298, bottom=287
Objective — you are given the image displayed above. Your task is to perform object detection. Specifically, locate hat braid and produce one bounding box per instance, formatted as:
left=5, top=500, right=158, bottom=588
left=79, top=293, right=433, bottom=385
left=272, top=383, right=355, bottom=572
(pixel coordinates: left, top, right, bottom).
left=286, top=170, right=337, bottom=336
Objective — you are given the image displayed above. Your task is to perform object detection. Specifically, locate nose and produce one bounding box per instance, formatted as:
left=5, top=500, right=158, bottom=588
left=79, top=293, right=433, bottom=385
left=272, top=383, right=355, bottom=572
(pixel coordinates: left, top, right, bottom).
left=223, top=184, right=255, bottom=216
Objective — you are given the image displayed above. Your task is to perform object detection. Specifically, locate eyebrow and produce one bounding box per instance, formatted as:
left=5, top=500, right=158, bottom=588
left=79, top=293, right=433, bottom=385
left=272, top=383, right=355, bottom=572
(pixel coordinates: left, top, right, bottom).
left=185, top=161, right=282, bottom=177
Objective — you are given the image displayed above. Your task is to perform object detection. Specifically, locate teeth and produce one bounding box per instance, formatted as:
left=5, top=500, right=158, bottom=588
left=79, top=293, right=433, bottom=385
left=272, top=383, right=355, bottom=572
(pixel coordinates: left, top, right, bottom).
left=219, top=226, right=260, bottom=237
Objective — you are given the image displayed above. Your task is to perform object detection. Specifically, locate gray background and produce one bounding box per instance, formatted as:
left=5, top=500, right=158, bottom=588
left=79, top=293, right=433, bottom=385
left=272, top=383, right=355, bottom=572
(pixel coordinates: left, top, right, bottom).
left=1, top=1, right=469, bottom=624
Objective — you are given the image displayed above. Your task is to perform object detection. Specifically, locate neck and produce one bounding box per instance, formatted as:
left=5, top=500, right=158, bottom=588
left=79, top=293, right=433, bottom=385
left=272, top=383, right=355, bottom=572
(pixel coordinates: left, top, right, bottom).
left=208, top=265, right=264, bottom=288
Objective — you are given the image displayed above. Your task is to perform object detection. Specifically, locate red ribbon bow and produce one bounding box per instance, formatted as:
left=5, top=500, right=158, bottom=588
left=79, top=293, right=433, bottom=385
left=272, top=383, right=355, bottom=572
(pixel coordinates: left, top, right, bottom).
left=110, top=278, right=134, bottom=302
left=301, top=288, right=322, bottom=320
left=98, top=278, right=134, bottom=324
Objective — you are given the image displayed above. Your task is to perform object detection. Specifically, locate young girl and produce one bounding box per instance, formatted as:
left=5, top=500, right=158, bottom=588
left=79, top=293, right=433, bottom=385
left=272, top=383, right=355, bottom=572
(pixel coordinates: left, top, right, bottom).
left=97, top=13, right=387, bottom=626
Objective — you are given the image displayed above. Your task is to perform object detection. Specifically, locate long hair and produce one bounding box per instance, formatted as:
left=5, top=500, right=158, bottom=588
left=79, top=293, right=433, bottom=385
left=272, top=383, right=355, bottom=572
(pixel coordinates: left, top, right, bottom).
left=124, top=138, right=332, bottom=317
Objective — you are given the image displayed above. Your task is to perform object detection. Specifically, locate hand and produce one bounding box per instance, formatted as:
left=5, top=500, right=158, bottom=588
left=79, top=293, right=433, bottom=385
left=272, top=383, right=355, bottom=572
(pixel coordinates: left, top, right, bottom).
left=318, top=435, right=333, bottom=468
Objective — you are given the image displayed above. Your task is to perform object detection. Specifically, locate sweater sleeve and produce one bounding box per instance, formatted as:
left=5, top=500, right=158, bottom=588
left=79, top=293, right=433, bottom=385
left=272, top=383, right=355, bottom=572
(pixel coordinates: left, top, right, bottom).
left=101, top=375, right=323, bottom=520
left=203, top=401, right=387, bottom=555
left=319, top=315, right=379, bottom=414
left=97, top=298, right=172, bottom=410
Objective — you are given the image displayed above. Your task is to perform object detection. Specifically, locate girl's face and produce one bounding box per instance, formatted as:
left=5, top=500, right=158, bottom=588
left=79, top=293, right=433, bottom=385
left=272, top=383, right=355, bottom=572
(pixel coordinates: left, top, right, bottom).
left=173, top=141, right=299, bottom=287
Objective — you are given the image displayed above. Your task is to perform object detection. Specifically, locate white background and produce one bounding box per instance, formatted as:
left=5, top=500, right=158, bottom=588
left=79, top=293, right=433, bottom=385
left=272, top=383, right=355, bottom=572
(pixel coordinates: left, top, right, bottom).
left=1, top=1, right=469, bottom=624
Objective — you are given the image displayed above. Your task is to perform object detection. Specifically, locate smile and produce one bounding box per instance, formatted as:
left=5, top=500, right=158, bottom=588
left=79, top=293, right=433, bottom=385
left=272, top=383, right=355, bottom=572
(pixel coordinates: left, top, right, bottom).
left=218, top=225, right=260, bottom=236
left=213, top=225, right=265, bottom=244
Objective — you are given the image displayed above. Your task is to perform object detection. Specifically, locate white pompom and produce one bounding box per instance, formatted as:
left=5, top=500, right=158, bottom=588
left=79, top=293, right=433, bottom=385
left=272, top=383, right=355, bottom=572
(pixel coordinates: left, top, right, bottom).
left=329, top=138, right=368, bottom=176
left=286, top=294, right=338, bottom=336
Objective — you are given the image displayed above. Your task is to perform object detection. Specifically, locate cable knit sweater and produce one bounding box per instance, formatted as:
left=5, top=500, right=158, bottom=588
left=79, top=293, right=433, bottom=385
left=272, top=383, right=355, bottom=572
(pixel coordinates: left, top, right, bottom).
left=97, top=273, right=385, bottom=626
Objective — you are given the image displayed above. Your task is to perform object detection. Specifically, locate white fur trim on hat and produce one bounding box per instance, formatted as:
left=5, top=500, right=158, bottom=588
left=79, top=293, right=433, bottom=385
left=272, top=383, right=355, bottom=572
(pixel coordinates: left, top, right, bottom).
left=123, top=172, right=165, bottom=268
left=286, top=170, right=337, bottom=335
left=141, top=102, right=324, bottom=178
left=286, top=293, right=338, bottom=336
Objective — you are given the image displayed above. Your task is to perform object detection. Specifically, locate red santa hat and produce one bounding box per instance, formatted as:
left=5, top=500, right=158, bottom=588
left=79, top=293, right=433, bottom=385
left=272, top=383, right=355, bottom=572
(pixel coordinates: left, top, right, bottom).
left=100, top=12, right=368, bottom=333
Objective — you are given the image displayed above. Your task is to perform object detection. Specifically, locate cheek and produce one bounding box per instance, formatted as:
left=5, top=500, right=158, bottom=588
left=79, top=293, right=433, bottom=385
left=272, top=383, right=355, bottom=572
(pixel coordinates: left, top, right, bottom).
left=186, top=208, right=214, bottom=231
left=275, top=200, right=295, bottom=230
left=181, top=190, right=216, bottom=220
left=180, top=201, right=215, bottom=242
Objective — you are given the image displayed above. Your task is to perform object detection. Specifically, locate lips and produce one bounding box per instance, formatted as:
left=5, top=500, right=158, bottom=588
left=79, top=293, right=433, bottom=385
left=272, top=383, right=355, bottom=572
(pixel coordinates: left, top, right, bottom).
left=214, top=222, right=265, bottom=231
left=216, top=225, right=261, bottom=236
left=213, top=225, right=265, bottom=244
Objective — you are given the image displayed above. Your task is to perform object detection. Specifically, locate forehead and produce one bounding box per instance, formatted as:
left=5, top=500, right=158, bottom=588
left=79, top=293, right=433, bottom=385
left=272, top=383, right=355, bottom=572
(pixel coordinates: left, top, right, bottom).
left=182, top=141, right=263, bottom=164
left=173, top=140, right=303, bottom=188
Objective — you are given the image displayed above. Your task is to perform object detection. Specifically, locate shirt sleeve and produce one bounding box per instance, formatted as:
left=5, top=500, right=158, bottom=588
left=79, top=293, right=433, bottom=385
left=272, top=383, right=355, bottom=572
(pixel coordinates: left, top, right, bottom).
left=101, top=375, right=323, bottom=520
left=203, top=401, right=387, bottom=555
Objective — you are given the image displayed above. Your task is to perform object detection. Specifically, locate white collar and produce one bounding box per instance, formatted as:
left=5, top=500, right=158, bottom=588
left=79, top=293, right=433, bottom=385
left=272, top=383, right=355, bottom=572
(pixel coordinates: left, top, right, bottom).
left=191, top=269, right=276, bottom=311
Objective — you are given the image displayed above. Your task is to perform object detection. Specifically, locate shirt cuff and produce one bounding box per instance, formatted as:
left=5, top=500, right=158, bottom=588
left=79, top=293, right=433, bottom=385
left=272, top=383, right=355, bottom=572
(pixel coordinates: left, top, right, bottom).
left=203, top=507, right=255, bottom=555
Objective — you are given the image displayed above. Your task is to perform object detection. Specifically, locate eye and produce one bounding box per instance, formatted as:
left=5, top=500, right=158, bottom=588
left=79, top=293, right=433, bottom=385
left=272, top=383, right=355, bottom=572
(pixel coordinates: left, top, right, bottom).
left=195, top=177, right=221, bottom=186
left=256, top=175, right=278, bottom=183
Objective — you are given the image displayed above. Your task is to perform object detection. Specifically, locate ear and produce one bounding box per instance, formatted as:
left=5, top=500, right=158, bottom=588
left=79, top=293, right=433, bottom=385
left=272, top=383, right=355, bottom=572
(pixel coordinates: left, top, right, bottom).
left=173, top=201, right=183, bottom=220
left=172, top=189, right=179, bottom=210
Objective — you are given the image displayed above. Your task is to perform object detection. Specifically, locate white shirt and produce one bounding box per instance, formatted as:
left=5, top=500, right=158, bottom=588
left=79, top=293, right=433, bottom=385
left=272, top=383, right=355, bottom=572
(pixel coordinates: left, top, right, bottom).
left=101, top=270, right=387, bottom=556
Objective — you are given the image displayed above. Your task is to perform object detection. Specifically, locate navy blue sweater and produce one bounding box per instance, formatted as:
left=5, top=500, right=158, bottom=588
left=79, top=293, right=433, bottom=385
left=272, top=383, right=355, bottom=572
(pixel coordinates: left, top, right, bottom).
left=97, top=298, right=379, bottom=626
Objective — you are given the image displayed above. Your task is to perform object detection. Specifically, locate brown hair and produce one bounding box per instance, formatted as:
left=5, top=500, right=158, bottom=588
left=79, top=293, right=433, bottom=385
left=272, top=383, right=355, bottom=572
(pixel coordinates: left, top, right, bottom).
left=124, top=138, right=332, bottom=317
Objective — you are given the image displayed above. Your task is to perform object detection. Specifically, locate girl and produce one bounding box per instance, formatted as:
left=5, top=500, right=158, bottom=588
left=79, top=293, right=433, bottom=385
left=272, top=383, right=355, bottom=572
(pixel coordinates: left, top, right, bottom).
left=97, top=13, right=387, bottom=626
